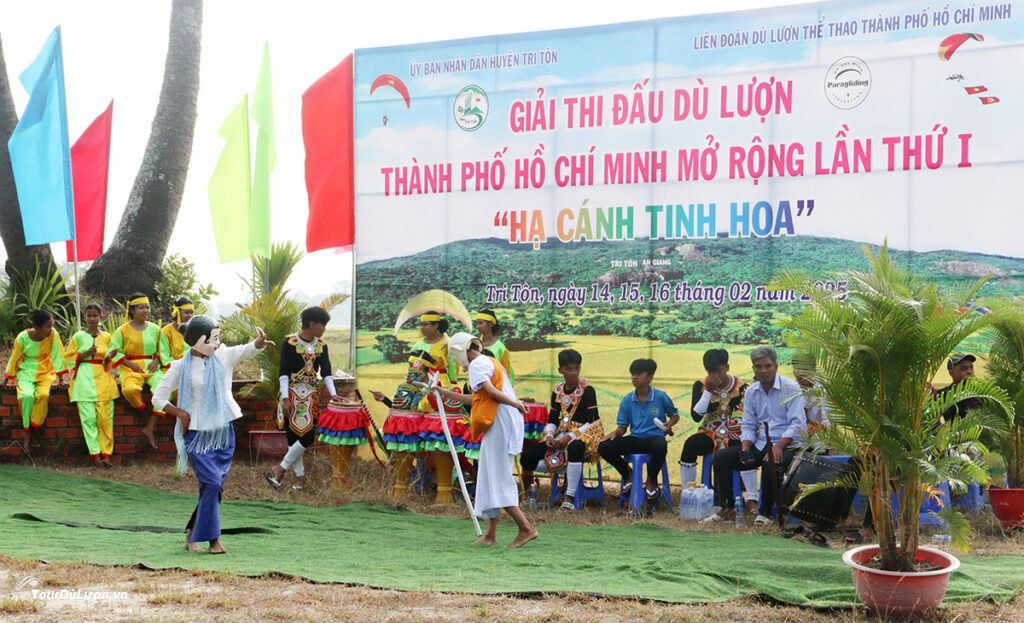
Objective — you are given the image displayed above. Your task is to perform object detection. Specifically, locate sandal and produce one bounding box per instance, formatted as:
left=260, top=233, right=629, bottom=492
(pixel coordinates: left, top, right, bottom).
left=559, top=501, right=575, bottom=511
left=264, top=472, right=282, bottom=490
left=620, top=481, right=632, bottom=498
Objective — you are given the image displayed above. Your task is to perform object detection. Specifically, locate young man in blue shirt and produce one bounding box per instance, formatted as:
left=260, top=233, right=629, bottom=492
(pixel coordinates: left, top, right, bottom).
left=598, top=358, right=679, bottom=511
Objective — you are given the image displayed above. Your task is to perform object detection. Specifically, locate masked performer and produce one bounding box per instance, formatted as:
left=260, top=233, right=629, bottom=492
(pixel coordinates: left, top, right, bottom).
left=65, top=304, right=120, bottom=467
left=153, top=315, right=271, bottom=554
left=434, top=333, right=537, bottom=547
left=679, top=349, right=760, bottom=514
left=4, top=309, right=68, bottom=453
left=161, top=298, right=194, bottom=364
left=106, top=294, right=171, bottom=452
left=266, top=306, right=336, bottom=491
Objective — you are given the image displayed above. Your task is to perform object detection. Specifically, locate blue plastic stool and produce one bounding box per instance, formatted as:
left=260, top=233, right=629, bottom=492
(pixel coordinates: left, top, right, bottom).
left=698, top=453, right=742, bottom=501
left=619, top=454, right=673, bottom=512
left=550, top=460, right=606, bottom=509
left=951, top=482, right=986, bottom=513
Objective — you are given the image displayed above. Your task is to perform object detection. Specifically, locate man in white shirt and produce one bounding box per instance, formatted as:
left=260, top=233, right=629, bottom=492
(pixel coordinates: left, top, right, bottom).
left=706, top=346, right=806, bottom=525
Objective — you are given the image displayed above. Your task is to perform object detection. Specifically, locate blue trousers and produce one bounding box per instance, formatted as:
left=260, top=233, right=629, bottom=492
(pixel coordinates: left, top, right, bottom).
left=185, top=426, right=235, bottom=543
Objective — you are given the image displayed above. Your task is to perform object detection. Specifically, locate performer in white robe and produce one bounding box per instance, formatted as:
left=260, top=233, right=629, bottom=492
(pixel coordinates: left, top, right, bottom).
left=435, top=332, right=538, bottom=547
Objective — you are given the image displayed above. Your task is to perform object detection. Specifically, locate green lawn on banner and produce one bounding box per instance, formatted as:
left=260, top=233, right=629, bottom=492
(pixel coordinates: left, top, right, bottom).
left=1, top=465, right=1022, bottom=607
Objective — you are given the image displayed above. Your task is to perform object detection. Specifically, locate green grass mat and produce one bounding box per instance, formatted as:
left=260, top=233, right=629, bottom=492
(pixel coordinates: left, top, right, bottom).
left=1, top=465, right=1022, bottom=606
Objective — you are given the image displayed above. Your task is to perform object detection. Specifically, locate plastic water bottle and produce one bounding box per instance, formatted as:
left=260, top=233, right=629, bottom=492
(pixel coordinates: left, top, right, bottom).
left=527, top=483, right=538, bottom=510
left=734, top=496, right=744, bottom=527
left=698, top=486, right=715, bottom=519
left=679, top=487, right=692, bottom=518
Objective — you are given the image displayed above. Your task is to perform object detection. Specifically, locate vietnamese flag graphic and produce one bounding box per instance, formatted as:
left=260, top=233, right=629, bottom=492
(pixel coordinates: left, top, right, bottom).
left=66, top=100, right=113, bottom=262
left=302, top=54, right=354, bottom=253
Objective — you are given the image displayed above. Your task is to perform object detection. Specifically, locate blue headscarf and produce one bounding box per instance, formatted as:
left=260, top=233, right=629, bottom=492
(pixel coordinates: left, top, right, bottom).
left=176, top=348, right=232, bottom=455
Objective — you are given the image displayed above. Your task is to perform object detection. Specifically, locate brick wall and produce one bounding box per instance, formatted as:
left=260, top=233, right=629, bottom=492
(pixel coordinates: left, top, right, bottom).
left=0, top=381, right=317, bottom=464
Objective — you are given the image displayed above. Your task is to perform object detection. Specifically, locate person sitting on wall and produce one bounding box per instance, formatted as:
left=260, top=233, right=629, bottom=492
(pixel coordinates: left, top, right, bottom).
left=704, top=346, right=806, bottom=525
left=599, top=358, right=679, bottom=514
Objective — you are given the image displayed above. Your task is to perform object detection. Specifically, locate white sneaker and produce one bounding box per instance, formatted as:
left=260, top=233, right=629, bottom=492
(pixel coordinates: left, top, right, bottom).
left=754, top=514, right=772, bottom=526
left=700, top=513, right=723, bottom=524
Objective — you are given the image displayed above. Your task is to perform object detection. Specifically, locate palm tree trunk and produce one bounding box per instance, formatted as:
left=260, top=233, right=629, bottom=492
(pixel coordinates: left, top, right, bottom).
left=81, top=0, right=202, bottom=301
left=0, top=35, right=59, bottom=277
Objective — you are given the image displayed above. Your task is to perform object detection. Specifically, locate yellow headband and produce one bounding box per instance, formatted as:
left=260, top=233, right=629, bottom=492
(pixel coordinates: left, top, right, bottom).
left=419, top=313, right=441, bottom=323
left=474, top=312, right=497, bottom=324
left=171, top=303, right=194, bottom=324
left=125, top=297, right=150, bottom=322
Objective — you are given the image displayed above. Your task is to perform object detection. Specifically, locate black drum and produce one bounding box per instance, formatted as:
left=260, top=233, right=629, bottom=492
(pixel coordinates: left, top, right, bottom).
left=781, top=452, right=856, bottom=530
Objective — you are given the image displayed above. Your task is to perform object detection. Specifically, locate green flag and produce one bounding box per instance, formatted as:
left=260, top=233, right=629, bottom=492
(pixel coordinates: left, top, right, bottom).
left=250, top=42, right=275, bottom=259
left=208, top=95, right=251, bottom=263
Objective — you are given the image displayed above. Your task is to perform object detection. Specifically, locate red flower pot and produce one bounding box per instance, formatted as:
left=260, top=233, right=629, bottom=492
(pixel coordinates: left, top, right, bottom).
left=842, top=544, right=960, bottom=618
left=988, top=487, right=1024, bottom=529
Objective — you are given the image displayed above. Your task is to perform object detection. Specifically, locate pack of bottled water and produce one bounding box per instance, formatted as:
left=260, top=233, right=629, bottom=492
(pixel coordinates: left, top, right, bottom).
left=680, top=484, right=716, bottom=520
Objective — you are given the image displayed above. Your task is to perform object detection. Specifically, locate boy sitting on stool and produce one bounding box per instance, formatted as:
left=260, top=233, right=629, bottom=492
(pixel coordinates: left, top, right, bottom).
left=599, top=358, right=679, bottom=514
left=519, top=348, right=600, bottom=510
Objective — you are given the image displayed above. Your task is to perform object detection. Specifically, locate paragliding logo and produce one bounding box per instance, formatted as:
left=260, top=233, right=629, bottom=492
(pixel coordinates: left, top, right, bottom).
left=454, top=85, right=488, bottom=132
left=939, top=33, right=984, bottom=61
left=824, top=56, right=871, bottom=110
left=370, top=74, right=411, bottom=108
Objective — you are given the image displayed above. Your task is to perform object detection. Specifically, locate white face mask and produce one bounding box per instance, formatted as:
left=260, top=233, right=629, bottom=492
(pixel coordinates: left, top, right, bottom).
left=192, top=328, right=221, bottom=357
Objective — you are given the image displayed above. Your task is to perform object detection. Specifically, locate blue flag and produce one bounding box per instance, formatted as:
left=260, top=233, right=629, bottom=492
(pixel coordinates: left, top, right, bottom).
left=8, top=27, right=74, bottom=245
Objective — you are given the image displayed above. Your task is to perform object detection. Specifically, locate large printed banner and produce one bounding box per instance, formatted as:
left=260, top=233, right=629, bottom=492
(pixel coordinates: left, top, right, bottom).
left=353, top=0, right=1023, bottom=423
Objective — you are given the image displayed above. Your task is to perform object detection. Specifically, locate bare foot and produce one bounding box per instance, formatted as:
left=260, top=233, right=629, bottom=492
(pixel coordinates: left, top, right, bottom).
left=746, top=500, right=759, bottom=515
left=101, top=457, right=113, bottom=468
left=473, top=536, right=497, bottom=545
left=141, top=426, right=158, bottom=450
left=91, top=456, right=104, bottom=468
left=209, top=539, right=226, bottom=554
left=507, top=528, right=539, bottom=548
left=186, top=541, right=203, bottom=552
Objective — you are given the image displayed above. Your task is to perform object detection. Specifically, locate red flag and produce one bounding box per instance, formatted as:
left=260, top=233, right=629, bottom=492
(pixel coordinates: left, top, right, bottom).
left=964, top=85, right=988, bottom=95
left=66, top=101, right=113, bottom=262
left=980, top=96, right=1000, bottom=105
left=302, top=55, right=354, bottom=253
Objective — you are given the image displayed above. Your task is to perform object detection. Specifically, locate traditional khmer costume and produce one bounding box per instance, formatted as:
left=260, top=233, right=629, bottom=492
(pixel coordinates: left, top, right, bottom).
left=5, top=329, right=67, bottom=430
left=277, top=333, right=336, bottom=484
left=109, top=321, right=170, bottom=414
left=681, top=374, right=759, bottom=501
left=65, top=329, right=120, bottom=459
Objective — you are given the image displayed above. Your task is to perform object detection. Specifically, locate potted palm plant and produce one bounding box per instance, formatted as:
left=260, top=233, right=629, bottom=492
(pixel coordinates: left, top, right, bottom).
left=774, top=244, right=1011, bottom=618
left=985, top=313, right=1024, bottom=529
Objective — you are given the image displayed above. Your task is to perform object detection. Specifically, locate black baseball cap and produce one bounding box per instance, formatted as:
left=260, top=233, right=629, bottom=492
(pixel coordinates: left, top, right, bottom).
left=947, top=353, right=976, bottom=369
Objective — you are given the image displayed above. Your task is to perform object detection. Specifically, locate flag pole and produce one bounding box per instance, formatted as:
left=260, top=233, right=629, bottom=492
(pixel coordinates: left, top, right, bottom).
left=71, top=228, right=81, bottom=332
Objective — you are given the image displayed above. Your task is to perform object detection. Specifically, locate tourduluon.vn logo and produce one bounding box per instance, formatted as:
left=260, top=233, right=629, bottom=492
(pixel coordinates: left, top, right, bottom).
left=824, top=56, right=871, bottom=110
left=15, top=575, right=128, bottom=601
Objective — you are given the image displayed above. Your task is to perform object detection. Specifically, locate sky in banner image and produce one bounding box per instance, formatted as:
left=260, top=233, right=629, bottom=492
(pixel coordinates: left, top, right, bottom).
left=0, top=0, right=808, bottom=318
left=352, top=0, right=1024, bottom=442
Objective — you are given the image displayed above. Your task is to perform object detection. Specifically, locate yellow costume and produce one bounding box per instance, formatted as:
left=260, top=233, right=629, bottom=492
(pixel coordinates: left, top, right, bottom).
left=65, top=330, right=120, bottom=457
left=5, top=329, right=67, bottom=429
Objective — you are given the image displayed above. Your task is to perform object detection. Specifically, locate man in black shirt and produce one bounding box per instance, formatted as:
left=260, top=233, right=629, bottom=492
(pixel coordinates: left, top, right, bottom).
left=520, top=349, right=600, bottom=510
